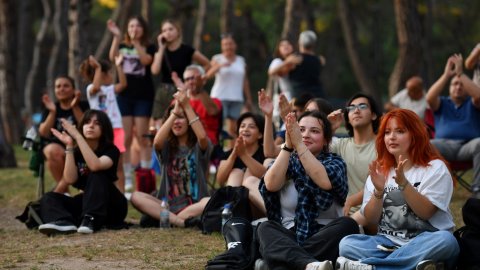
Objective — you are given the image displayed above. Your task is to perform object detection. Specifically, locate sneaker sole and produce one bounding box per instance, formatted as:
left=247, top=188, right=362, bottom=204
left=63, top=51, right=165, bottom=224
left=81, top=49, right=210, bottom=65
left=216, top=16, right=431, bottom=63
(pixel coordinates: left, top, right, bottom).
left=77, top=227, right=94, bottom=234
left=38, top=225, right=77, bottom=236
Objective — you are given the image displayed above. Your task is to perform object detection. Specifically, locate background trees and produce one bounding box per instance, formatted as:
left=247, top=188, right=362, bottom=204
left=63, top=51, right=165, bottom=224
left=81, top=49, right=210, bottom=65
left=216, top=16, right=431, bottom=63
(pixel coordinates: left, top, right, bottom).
left=1, top=0, right=480, bottom=166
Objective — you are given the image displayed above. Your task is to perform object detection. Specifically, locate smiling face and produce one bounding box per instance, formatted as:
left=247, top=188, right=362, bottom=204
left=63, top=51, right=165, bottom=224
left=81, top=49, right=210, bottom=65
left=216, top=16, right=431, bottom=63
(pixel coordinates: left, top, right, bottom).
left=238, top=117, right=262, bottom=146
left=299, top=116, right=326, bottom=156
left=221, top=37, right=237, bottom=57
left=161, top=21, right=180, bottom=43
left=54, top=77, right=75, bottom=102
left=82, top=114, right=102, bottom=140
left=127, top=18, right=145, bottom=40
left=384, top=118, right=411, bottom=160
left=278, top=40, right=294, bottom=58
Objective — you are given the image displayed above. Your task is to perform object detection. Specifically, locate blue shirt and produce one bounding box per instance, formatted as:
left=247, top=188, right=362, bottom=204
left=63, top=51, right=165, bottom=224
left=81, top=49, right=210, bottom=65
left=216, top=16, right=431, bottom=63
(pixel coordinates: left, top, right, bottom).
left=259, top=151, right=347, bottom=245
left=434, top=96, right=480, bottom=140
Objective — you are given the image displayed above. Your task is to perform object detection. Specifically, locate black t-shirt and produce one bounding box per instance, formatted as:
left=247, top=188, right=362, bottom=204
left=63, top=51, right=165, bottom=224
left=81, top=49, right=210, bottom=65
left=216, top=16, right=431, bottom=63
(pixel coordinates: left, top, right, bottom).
left=72, top=143, right=120, bottom=190
left=160, top=44, right=195, bottom=84
left=118, top=43, right=156, bottom=100
left=289, top=53, right=324, bottom=98
left=40, top=101, right=90, bottom=145
left=223, top=147, right=265, bottom=170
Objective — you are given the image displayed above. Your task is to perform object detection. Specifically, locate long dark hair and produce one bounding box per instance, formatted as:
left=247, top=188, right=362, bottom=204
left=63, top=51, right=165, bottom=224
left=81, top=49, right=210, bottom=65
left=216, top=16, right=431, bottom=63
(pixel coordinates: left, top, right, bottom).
left=77, top=110, right=114, bottom=147
left=236, top=112, right=265, bottom=145
left=344, top=93, right=381, bottom=137
left=124, top=15, right=150, bottom=46
left=162, top=105, right=197, bottom=157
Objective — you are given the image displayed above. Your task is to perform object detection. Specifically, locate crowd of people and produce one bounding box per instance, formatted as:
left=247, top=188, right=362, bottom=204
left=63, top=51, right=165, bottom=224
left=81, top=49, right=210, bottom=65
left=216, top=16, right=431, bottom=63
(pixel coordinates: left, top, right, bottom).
left=32, top=14, right=480, bottom=270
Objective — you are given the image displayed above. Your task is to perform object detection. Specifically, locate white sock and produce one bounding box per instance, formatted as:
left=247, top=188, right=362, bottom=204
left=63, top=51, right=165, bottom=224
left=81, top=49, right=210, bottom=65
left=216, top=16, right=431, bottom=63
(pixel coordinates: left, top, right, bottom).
left=124, top=163, right=132, bottom=179
left=140, top=160, right=151, bottom=169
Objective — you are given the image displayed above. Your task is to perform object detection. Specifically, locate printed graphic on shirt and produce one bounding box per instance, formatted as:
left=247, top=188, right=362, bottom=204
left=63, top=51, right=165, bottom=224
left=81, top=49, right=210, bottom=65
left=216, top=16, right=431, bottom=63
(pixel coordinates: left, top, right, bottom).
left=120, top=47, right=146, bottom=76
left=379, top=190, right=437, bottom=241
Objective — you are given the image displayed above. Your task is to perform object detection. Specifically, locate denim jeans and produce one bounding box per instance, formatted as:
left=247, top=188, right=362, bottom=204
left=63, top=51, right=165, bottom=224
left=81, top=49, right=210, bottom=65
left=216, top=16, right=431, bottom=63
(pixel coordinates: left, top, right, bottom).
left=339, top=231, right=459, bottom=269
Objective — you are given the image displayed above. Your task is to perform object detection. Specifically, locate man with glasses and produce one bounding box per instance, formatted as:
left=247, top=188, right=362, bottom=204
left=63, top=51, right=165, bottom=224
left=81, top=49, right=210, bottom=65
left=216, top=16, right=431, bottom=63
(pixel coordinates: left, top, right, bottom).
left=327, top=93, right=381, bottom=234
left=173, top=64, right=222, bottom=145
left=426, top=54, right=480, bottom=196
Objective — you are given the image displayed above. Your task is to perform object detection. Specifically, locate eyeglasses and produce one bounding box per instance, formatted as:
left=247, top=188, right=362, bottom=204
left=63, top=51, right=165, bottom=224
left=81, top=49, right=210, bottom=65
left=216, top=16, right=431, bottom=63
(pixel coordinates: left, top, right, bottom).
left=184, top=76, right=197, bottom=82
left=345, top=103, right=369, bottom=112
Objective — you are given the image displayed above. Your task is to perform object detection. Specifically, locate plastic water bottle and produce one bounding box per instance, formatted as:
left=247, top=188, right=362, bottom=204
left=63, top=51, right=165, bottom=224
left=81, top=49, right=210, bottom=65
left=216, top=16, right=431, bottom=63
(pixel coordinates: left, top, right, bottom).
left=221, top=203, right=232, bottom=228
left=159, top=198, right=170, bottom=229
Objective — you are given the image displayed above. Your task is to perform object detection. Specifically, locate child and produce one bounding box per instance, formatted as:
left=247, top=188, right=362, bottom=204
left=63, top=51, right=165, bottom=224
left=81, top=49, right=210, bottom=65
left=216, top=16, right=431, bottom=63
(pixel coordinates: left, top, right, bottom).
left=80, top=55, right=127, bottom=193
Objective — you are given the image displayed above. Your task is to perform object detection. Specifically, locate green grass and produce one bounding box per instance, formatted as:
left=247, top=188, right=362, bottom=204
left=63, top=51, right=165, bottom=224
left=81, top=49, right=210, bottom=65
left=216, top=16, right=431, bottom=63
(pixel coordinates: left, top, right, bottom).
left=0, top=145, right=473, bottom=269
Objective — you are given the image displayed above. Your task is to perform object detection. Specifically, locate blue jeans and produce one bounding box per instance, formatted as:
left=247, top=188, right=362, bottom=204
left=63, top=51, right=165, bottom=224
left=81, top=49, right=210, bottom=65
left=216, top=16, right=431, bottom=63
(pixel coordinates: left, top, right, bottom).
left=339, top=231, right=459, bottom=270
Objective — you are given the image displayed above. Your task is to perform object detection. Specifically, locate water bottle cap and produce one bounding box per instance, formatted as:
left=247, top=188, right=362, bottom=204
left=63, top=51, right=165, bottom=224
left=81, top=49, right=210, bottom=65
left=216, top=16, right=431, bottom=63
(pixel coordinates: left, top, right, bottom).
left=224, top=203, right=231, bottom=208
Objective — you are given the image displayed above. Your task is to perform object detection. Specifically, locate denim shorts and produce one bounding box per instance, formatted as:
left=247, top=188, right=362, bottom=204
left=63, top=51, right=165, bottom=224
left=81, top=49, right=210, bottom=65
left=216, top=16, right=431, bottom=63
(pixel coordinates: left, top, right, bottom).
left=221, top=100, right=243, bottom=120
left=117, top=95, right=153, bottom=117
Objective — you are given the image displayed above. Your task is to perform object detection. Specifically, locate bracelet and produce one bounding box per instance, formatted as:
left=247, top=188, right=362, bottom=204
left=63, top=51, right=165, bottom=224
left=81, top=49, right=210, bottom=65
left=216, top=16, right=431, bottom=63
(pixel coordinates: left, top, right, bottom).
left=398, top=180, right=409, bottom=191
left=373, top=189, right=384, bottom=199
left=189, top=116, right=200, bottom=125
left=65, top=148, right=74, bottom=154
left=298, top=148, right=309, bottom=158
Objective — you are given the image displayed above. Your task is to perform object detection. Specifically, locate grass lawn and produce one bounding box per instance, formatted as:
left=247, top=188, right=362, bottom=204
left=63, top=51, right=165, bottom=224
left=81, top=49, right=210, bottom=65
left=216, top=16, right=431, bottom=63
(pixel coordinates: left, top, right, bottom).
left=0, top=145, right=473, bottom=269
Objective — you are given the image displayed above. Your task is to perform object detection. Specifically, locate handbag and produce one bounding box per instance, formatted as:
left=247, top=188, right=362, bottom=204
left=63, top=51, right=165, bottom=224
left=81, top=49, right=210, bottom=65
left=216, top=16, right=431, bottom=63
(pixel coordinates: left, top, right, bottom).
left=169, top=194, right=193, bottom=214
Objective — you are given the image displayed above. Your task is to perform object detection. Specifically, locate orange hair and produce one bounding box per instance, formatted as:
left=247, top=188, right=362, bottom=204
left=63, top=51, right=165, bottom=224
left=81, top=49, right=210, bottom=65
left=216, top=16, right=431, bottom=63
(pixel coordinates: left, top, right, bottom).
left=375, top=109, right=447, bottom=176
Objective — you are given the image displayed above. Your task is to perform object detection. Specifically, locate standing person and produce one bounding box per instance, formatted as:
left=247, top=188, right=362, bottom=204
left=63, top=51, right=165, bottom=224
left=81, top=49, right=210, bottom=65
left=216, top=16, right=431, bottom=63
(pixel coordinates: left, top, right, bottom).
left=151, top=19, right=210, bottom=128
left=130, top=90, right=212, bottom=227
left=206, top=34, right=253, bottom=145
left=327, top=93, right=380, bottom=233
left=426, top=54, right=480, bottom=195
left=107, top=16, right=155, bottom=190
left=39, top=76, right=90, bottom=194
left=79, top=55, right=127, bottom=193
left=337, top=109, right=459, bottom=270
left=256, top=111, right=358, bottom=270
left=38, top=110, right=128, bottom=235
left=288, top=30, right=325, bottom=100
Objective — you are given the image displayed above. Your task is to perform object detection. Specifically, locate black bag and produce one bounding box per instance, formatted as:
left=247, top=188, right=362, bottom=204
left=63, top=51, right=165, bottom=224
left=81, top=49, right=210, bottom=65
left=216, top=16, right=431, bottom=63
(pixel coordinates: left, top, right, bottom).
left=15, top=200, right=43, bottom=229
left=454, top=197, right=480, bottom=270
left=201, top=186, right=252, bottom=234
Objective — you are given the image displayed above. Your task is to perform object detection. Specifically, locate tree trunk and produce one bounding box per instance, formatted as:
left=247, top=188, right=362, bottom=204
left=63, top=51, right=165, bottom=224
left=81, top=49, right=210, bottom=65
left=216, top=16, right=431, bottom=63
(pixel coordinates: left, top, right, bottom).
left=141, top=0, right=152, bottom=24
left=68, top=0, right=92, bottom=92
left=282, top=0, right=303, bottom=42
left=338, top=0, right=380, bottom=103
left=46, top=0, right=66, bottom=96
left=16, top=0, right=34, bottom=115
left=24, top=0, right=51, bottom=119
left=193, top=0, right=207, bottom=51
left=388, top=0, right=423, bottom=97
left=220, top=0, right=234, bottom=34
left=94, top=0, right=134, bottom=60
left=0, top=0, right=20, bottom=164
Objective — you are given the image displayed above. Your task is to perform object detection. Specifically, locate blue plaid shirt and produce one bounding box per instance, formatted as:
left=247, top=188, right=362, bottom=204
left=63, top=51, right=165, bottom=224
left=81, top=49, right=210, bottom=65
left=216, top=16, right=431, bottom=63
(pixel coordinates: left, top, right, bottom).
left=259, top=151, right=348, bottom=245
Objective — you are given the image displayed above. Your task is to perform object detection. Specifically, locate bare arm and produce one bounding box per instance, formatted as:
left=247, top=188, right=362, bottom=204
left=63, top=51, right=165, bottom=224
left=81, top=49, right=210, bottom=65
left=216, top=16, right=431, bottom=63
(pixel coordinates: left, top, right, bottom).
left=465, top=43, right=480, bottom=70
left=426, top=55, right=456, bottom=111
left=38, top=95, right=56, bottom=137
left=88, top=56, right=102, bottom=95
left=131, top=40, right=153, bottom=66
left=216, top=151, right=237, bottom=186
left=176, top=90, right=209, bottom=150
left=192, top=50, right=211, bottom=72
left=258, top=89, right=279, bottom=158
left=107, top=20, right=121, bottom=61
left=196, top=91, right=220, bottom=116
left=114, top=55, right=127, bottom=93
left=153, top=100, right=179, bottom=150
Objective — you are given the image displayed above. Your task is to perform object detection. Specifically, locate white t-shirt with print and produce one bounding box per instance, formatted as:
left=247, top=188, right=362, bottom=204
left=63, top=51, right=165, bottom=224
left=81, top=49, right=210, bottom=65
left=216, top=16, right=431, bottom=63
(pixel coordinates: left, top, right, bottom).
left=361, top=159, right=454, bottom=246
left=86, top=84, right=123, bottom=128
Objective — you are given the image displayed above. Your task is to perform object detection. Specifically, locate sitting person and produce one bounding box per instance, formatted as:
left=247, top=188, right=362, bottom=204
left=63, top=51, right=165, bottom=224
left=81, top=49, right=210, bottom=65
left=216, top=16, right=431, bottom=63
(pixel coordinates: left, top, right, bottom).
left=384, top=76, right=427, bottom=120
left=256, top=111, right=359, bottom=270
left=337, top=109, right=459, bottom=270
left=216, top=112, right=266, bottom=187
left=38, top=76, right=89, bottom=194
left=130, top=90, right=212, bottom=227
left=38, top=110, right=128, bottom=235
left=426, top=53, right=480, bottom=195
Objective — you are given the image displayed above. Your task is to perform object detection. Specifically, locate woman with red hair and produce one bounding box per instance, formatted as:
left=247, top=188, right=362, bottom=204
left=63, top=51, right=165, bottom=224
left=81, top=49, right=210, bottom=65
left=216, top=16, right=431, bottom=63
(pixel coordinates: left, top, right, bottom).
left=336, top=109, right=459, bottom=270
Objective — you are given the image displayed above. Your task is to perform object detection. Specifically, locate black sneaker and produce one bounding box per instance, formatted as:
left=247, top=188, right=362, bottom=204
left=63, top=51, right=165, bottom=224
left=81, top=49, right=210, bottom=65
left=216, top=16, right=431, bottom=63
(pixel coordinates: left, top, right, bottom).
left=38, top=220, right=77, bottom=236
left=184, top=216, right=202, bottom=230
left=77, top=215, right=95, bottom=234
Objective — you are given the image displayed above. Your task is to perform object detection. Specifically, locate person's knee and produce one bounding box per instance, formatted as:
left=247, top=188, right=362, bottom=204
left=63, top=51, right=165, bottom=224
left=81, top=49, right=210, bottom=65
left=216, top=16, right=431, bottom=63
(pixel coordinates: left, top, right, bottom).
left=242, top=176, right=259, bottom=189
left=43, top=144, right=65, bottom=162
left=337, top=216, right=360, bottom=234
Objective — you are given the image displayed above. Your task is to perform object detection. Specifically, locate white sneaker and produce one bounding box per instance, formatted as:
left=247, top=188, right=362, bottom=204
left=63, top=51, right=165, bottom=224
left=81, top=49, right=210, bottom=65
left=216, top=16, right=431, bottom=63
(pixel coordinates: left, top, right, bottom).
left=306, top=260, right=333, bottom=270
left=336, top=257, right=373, bottom=270
left=254, top=259, right=269, bottom=270
left=125, top=178, right=133, bottom=191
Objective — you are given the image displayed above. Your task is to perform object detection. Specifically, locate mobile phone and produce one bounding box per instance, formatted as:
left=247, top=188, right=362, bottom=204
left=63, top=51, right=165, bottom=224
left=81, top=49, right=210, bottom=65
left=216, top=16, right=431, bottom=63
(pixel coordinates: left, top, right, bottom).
left=376, top=244, right=398, bottom=252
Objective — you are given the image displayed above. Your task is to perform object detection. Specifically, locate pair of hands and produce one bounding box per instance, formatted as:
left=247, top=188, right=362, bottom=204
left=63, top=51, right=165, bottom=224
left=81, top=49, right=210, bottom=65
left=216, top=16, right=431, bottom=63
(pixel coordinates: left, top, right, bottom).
left=42, top=91, right=81, bottom=113
left=368, top=155, right=409, bottom=192
left=88, top=54, right=123, bottom=68
left=170, top=89, right=190, bottom=116
left=258, top=89, right=290, bottom=119
left=171, top=71, right=205, bottom=95
left=50, top=118, right=81, bottom=148
left=444, top=53, right=463, bottom=78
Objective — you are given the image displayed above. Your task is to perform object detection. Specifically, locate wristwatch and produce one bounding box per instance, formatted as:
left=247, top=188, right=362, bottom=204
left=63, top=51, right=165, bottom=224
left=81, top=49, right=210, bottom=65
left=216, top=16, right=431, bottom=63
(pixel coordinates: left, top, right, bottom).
left=281, top=143, right=294, bottom=152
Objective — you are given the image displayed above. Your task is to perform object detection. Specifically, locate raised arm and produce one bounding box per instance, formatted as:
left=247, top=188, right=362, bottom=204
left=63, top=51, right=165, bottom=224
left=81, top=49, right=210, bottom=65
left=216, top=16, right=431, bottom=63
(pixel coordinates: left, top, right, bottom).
left=426, top=55, right=456, bottom=111
left=465, top=43, right=480, bottom=70
left=175, top=90, right=209, bottom=150
left=107, top=19, right=121, bottom=61
left=192, top=50, right=211, bottom=73
left=151, top=34, right=166, bottom=75
left=454, top=54, right=480, bottom=107
left=153, top=100, right=178, bottom=150
left=88, top=56, right=103, bottom=95
left=258, top=89, right=279, bottom=158
left=39, top=94, right=57, bottom=137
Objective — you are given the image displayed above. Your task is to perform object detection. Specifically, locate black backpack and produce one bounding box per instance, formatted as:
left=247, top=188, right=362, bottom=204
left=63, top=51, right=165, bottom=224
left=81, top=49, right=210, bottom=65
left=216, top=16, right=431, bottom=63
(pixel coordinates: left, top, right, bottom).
left=201, top=186, right=252, bottom=234
left=454, top=197, right=480, bottom=270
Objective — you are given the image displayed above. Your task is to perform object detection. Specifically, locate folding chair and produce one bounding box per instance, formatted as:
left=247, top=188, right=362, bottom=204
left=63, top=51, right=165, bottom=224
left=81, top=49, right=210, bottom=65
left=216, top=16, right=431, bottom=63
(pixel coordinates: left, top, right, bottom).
left=450, top=160, right=473, bottom=192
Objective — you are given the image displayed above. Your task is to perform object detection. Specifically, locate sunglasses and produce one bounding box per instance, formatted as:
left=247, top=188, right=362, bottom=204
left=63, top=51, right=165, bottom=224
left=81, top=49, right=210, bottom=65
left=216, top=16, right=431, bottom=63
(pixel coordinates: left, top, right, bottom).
left=345, top=103, right=369, bottom=112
